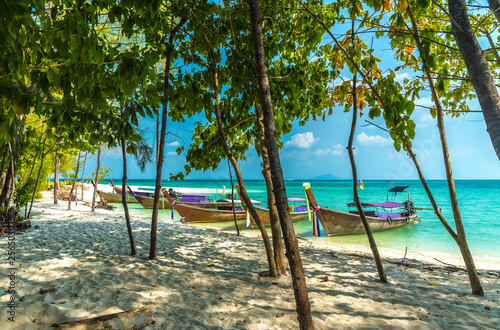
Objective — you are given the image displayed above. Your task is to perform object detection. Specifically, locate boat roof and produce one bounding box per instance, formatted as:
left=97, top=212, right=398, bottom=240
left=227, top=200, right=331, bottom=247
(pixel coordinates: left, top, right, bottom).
left=348, top=202, right=404, bottom=208
left=218, top=199, right=262, bottom=204
left=288, top=197, right=306, bottom=202
left=181, top=194, right=213, bottom=197
left=387, top=186, right=409, bottom=193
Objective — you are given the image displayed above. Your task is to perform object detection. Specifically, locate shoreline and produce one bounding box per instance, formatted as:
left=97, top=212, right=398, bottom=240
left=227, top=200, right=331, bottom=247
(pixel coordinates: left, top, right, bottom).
left=1, top=188, right=499, bottom=329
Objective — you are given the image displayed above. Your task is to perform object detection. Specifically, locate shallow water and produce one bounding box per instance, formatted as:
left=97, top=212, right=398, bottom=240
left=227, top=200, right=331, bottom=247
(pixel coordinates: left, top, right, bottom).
left=109, top=179, right=500, bottom=266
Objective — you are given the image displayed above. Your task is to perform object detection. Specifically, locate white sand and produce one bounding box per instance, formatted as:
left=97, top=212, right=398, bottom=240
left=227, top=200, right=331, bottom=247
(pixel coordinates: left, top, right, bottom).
left=1, top=187, right=499, bottom=329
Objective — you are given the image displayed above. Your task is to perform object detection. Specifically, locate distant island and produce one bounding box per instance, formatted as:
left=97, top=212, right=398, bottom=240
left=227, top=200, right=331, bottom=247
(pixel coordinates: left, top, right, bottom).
left=306, top=173, right=346, bottom=180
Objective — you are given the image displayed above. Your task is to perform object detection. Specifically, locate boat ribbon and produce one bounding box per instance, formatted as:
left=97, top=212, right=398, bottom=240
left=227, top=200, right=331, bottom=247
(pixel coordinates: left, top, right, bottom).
left=246, top=210, right=250, bottom=228
left=171, top=201, right=176, bottom=220
left=304, top=188, right=312, bottom=222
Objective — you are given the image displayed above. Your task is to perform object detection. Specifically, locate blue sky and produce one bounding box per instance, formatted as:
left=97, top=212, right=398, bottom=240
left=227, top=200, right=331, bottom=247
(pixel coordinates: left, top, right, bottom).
left=87, top=95, right=500, bottom=181
left=84, top=14, right=500, bottom=181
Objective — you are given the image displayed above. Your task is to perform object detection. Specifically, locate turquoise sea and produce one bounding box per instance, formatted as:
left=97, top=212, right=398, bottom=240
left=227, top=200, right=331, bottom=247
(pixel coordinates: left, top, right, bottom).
left=105, top=179, right=500, bottom=267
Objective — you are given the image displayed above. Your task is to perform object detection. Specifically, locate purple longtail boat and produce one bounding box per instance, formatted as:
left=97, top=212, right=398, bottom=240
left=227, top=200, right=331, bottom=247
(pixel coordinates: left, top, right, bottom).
left=303, top=184, right=420, bottom=236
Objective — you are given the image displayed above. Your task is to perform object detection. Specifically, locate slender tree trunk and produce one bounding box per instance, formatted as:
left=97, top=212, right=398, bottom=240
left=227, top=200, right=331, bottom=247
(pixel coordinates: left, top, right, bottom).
left=0, top=146, right=7, bottom=189
left=54, top=154, right=60, bottom=204
left=347, top=73, right=387, bottom=282
left=407, top=7, right=483, bottom=295
left=24, top=134, right=43, bottom=217
left=156, top=114, right=160, bottom=167
left=5, top=143, right=15, bottom=209
left=227, top=159, right=240, bottom=236
left=488, top=0, right=500, bottom=25
left=0, top=164, right=12, bottom=208
left=248, top=0, right=313, bottom=327
left=448, top=0, right=500, bottom=160
left=91, top=144, right=102, bottom=212
left=81, top=152, right=87, bottom=201
left=255, top=97, right=287, bottom=276
left=68, top=151, right=81, bottom=210
left=0, top=116, right=26, bottom=206
left=27, top=135, right=48, bottom=218
left=208, top=52, right=277, bottom=276
left=122, top=137, right=136, bottom=255
left=149, top=18, right=186, bottom=260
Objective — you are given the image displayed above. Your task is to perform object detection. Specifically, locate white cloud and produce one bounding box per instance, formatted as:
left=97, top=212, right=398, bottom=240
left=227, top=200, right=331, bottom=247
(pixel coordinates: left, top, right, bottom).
left=285, top=132, right=319, bottom=149
left=313, top=148, right=331, bottom=156
left=395, top=72, right=411, bottom=82
left=357, top=132, right=392, bottom=145
left=331, top=144, right=344, bottom=155
left=312, top=144, right=345, bottom=156
left=166, top=151, right=178, bottom=156
left=166, top=141, right=180, bottom=147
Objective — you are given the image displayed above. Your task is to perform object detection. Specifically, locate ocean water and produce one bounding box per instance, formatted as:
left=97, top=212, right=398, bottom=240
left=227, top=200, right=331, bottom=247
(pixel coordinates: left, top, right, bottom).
left=107, top=179, right=500, bottom=265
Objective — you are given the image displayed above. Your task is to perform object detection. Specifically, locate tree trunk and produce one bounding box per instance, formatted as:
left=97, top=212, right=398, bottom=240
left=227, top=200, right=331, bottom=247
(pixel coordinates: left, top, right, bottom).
left=149, top=18, right=186, bottom=260
left=488, top=0, right=500, bottom=25
left=0, top=116, right=26, bottom=207
left=448, top=0, right=500, bottom=160
left=24, top=134, right=43, bottom=217
left=0, top=146, right=7, bottom=189
left=0, top=164, right=12, bottom=208
left=27, top=135, right=48, bottom=218
left=156, top=112, right=160, bottom=167
left=408, top=7, right=483, bottom=296
left=255, top=97, right=287, bottom=276
left=68, top=151, right=81, bottom=210
left=227, top=159, right=240, bottom=236
left=81, top=152, right=87, bottom=201
left=347, top=73, right=387, bottom=282
left=208, top=52, right=277, bottom=276
left=248, top=0, right=313, bottom=327
left=54, top=154, right=60, bottom=204
left=91, top=144, right=101, bottom=212
left=122, top=137, right=136, bottom=255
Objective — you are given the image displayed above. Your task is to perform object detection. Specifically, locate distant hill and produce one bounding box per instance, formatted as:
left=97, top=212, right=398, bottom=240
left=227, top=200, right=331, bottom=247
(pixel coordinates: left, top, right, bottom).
left=306, top=173, right=346, bottom=180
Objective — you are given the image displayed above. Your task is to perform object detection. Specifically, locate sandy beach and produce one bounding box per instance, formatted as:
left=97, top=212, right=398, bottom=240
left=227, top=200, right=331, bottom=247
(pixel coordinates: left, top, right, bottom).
left=1, top=187, right=499, bottom=329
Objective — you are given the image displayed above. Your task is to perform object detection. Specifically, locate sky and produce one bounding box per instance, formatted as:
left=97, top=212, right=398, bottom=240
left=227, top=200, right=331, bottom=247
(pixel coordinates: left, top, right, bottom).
left=83, top=13, right=500, bottom=182
left=85, top=95, right=500, bottom=181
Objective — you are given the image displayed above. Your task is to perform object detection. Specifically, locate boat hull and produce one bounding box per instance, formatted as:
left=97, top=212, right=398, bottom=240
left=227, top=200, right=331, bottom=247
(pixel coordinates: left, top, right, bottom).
left=114, top=187, right=154, bottom=198
left=250, top=206, right=309, bottom=227
left=318, top=208, right=419, bottom=236
left=97, top=190, right=139, bottom=203
left=174, top=203, right=247, bottom=223
left=134, top=194, right=233, bottom=210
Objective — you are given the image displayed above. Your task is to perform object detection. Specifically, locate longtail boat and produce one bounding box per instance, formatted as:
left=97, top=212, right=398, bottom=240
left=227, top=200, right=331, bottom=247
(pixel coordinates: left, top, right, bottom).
left=248, top=202, right=309, bottom=227
left=129, top=187, right=233, bottom=210
left=303, top=183, right=419, bottom=236
left=170, top=202, right=246, bottom=223
left=163, top=191, right=246, bottom=226
left=96, top=190, right=139, bottom=203
left=110, top=180, right=155, bottom=198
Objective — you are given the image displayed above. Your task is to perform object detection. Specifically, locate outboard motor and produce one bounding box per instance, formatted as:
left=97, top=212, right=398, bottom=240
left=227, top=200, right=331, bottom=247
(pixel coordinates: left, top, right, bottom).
left=404, top=200, right=415, bottom=214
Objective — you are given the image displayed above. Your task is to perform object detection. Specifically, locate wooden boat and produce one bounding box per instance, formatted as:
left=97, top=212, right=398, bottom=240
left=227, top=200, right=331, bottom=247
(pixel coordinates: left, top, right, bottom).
left=170, top=202, right=246, bottom=223
left=163, top=191, right=246, bottom=226
left=250, top=205, right=309, bottom=227
left=303, top=183, right=420, bottom=236
left=96, top=190, right=139, bottom=203
left=130, top=188, right=233, bottom=210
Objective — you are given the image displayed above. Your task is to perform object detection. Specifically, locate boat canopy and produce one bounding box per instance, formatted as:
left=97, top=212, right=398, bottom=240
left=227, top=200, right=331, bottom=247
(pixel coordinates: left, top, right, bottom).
left=288, top=197, right=306, bottom=202
left=181, top=194, right=213, bottom=197
left=387, top=186, right=409, bottom=193
left=348, top=202, right=404, bottom=208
